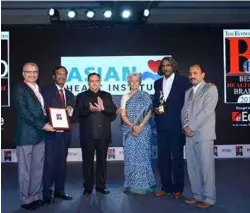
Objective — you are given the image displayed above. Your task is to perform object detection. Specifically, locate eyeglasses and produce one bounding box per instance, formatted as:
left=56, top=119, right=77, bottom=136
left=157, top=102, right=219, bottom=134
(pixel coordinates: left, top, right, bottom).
left=89, top=80, right=100, bottom=83
left=24, top=71, right=39, bottom=74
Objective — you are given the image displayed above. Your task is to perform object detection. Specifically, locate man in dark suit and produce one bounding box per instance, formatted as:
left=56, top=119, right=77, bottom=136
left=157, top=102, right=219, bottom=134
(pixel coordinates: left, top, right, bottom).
left=42, top=66, right=75, bottom=203
left=13, top=62, right=55, bottom=210
left=153, top=57, right=191, bottom=199
left=74, top=73, right=117, bottom=195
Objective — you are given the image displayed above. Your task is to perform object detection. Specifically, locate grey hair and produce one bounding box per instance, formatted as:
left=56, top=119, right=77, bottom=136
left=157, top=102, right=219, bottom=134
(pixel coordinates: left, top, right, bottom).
left=22, top=62, right=39, bottom=72
left=127, top=73, right=142, bottom=84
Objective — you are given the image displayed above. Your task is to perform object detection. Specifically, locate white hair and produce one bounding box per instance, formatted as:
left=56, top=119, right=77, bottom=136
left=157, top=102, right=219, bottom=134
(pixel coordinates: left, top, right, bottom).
left=127, top=73, right=142, bottom=84
left=22, top=62, right=39, bottom=72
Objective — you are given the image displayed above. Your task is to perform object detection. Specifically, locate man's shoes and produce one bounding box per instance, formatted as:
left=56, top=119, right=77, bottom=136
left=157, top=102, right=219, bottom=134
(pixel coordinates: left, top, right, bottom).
left=43, top=196, right=55, bottom=204
left=83, top=190, right=92, bottom=196
left=173, top=192, right=183, bottom=199
left=197, top=201, right=211, bottom=209
left=21, top=203, right=36, bottom=210
left=155, top=191, right=171, bottom=197
left=185, top=198, right=199, bottom=205
left=33, top=200, right=45, bottom=207
left=54, top=191, right=73, bottom=200
left=96, top=188, right=110, bottom=194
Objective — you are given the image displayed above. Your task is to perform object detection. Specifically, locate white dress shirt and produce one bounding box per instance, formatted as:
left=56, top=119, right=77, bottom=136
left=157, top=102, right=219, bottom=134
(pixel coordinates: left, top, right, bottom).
left=162, top=73, right=175, bottom=101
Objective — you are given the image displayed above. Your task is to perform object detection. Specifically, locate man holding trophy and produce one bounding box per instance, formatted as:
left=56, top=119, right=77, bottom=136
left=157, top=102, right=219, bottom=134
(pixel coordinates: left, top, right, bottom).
left=158, top=90, right=165, bottom=113
left=153, top=57, right=191, bottom=199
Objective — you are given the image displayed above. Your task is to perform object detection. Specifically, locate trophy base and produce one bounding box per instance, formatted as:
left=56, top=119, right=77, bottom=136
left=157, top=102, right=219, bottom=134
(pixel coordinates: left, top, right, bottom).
left=158, top=105, right=165, bottom=113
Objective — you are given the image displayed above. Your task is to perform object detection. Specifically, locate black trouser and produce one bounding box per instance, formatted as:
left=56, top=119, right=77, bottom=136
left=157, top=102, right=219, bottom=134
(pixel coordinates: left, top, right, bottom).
left=81, top=139, right=108, bottom=192
left=43, top=133, right=69, bottom=196
left=157, top=130, right=185, bottom=193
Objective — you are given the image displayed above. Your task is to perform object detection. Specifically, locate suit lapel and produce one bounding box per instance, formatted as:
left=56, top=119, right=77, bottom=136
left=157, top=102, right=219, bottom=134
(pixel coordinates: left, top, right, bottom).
left=187, top=88, right=194, bottom=102
left=54, top=84, right=64, bottom=105
left=23, top=83, right=41, bottom=104
left=65, top=89, right=70, bottom=106
left=165, top=74, right=178, bottom=105
left=193, top=81, right=206, bottom=100
left=158, top=77, right=163, bottom=92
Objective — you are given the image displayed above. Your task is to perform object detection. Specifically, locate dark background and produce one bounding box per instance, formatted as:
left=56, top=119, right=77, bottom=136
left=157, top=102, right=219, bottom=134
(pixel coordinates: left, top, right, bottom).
left=1, top=24, right=249, bottom=148
left=1, top=36, right=9, bottom=106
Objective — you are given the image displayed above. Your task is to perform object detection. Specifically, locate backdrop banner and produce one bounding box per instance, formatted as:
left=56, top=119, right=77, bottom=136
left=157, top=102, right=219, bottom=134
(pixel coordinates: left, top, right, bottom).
left=1, top=25, right=249, bottom=161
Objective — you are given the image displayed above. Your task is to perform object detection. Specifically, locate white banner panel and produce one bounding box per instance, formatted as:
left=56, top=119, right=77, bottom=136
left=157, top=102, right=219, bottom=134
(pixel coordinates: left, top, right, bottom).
left=61, top=55, right=168, bottom=95
left=243, top=145, right=250, bottom=157
left=1, top=31, right=10, bottom=107
left=217, top=145, right=235, bottom=158
left=2, top=145, right=250, bottom=162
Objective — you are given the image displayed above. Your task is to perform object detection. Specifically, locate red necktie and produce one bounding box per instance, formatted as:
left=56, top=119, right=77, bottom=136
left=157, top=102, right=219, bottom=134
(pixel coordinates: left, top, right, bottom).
left=59, top=89, right=65, bottom=106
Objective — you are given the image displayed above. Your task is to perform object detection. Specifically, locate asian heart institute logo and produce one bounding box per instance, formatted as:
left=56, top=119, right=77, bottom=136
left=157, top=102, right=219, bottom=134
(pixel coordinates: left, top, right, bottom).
left=62, top=55, right=166, bottom=95
left=142, top=60, right=161, bottom=80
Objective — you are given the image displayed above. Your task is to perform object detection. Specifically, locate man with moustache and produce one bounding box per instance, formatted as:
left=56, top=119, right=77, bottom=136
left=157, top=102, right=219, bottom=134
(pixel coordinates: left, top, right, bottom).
left=13, top=62, right=55, bottom=210
left=181, top=64, right=218, bottom=208
left=153, top=57, right=191, bottom=199
left=74, top=73, right=117, bottom=195
left=42, top=66, right=75, bottom=204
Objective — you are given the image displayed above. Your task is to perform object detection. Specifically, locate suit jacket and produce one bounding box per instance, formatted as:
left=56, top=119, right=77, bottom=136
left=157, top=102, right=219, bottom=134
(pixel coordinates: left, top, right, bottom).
left=41, top=84, right=75, bottom=140
left=74, top=90, right=117, bottom=144
left=153, top=74, right=191, bottom=134
left=12, top=83, right=46, bottom=146
left=181, top=81, right=218, bottom=141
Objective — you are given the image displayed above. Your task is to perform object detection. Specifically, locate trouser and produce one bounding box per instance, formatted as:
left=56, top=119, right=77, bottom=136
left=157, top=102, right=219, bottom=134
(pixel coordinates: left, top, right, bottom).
left=16, top=142, right=45, bottom=204
left=186, top=138, right=216, bottom=205
left=157, top=131, right=184, bottom=193
left=81, top=139, right=108, bottom=191
left=43, top=133, right=69, bottom=196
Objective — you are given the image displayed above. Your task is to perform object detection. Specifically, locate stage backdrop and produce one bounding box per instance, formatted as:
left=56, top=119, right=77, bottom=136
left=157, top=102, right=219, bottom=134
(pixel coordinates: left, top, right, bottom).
left=1, top=25, right=250, bottom=161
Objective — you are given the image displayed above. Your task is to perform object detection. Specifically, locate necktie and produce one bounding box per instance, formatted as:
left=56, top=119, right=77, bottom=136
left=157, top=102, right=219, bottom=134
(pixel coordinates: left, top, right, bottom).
left=59, top=89, right=65, bottom=106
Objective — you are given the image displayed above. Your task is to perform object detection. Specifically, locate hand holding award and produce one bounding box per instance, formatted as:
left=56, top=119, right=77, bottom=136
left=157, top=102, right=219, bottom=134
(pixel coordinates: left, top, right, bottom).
left=155, top=90, right=165, bottom=115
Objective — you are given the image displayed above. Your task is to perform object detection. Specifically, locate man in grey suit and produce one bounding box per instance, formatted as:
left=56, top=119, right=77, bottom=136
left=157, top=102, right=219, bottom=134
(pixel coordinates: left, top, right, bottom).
left=181, top=64, right=218, bottom=209
left=13, top=62, right=55, bottom=210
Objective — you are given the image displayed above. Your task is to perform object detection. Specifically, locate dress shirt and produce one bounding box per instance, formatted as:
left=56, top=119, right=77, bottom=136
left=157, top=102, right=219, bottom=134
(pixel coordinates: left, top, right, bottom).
left=192, top=81, right=204, bottom=95
left=162, top=73, right=175, bottom=101
left=56, top=84, right=66, bottom=106
left=25, top=81, right=46, bottom=115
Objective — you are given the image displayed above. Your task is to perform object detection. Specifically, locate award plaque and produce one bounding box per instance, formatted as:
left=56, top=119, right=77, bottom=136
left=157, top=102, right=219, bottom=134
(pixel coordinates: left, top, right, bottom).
left=49, top=107, right=70, bottom=130
left=158, top=90, right=165, bottom=113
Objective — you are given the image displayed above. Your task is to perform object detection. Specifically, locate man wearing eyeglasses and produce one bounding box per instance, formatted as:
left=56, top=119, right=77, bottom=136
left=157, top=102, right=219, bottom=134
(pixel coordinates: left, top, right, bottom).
left=12, top=62, right=55, bottom=211
left=74, top=73, right=117, bottom=195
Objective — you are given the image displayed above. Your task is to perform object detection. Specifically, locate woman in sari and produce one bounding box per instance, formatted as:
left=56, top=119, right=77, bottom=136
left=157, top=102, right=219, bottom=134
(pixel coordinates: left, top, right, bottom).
left=120, top=73, right=156, bottom=194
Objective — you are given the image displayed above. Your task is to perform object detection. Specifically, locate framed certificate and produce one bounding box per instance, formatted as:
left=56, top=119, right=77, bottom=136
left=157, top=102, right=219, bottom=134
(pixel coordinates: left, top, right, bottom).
left=49, top=107, right=70, bottom=130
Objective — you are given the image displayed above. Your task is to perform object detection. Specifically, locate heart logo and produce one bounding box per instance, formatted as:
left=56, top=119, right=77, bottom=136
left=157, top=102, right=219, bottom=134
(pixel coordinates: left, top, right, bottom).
left=148, top=60, right=161, bottom=73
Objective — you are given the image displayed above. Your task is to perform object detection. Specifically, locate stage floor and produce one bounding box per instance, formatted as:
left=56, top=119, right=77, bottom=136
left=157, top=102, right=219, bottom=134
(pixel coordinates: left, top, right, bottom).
left=1, top=159, right=250, bottom=213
